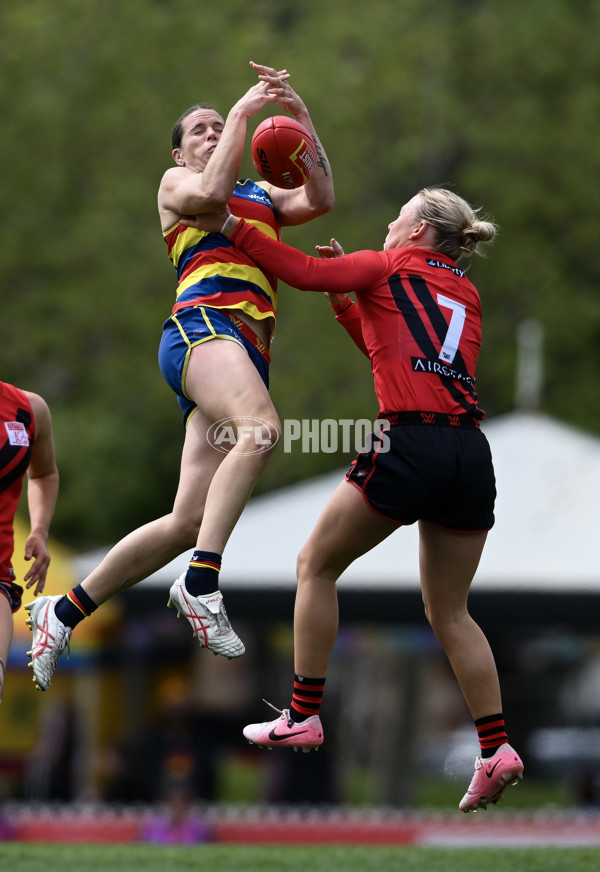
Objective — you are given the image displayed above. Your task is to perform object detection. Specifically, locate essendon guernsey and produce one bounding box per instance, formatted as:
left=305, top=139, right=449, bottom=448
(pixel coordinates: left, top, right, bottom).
left=229, top=221, right=485, bottom=421
left=0, top=382, right=34, bottom=580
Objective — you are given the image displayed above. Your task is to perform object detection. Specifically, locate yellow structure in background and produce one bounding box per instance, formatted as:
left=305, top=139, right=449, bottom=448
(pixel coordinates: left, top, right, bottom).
left=0, top=517, right=123, bottom=799
left=10, top=515, right=120, bottom=648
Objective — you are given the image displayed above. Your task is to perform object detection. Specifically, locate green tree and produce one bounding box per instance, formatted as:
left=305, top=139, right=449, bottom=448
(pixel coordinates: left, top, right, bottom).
left=0, top=0, right=597, bottom=546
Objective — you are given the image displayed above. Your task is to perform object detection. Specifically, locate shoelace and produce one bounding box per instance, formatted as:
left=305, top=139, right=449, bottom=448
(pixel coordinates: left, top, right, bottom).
left=54, top=628, right=71, bottom=661
left=262, top=700, right=297, bottom=728
left=263, top=699, right=284, bottom=716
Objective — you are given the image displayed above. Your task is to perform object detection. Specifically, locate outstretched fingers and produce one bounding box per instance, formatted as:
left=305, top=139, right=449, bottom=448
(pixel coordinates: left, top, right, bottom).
left=250, top=60, right=290, bottom=80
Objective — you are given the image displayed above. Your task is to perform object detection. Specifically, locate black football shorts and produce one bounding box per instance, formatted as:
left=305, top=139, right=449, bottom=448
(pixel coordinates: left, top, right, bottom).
left=0, top=579, right=24, bottom=613
left=346, top=421, right=496, bottom=532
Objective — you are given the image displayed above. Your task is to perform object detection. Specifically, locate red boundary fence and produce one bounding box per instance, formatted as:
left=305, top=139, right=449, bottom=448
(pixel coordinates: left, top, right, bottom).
left=5, top=805, right=600, bottom=846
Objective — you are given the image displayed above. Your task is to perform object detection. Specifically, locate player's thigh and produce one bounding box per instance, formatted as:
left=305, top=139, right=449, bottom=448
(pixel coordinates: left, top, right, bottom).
left=298, top=479, right=399, bottom=581
left=418, top=520, right=487, bottom=618
left=0, top=588, right=14, bottom=644
left=185, top=339, right=279, bottom=425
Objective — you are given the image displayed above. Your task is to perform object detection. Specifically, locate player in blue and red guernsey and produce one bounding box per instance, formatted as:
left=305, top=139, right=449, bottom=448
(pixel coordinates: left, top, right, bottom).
left=26, top=62, right=334, bottom=692
left=197, top=187, right=524, bottom=812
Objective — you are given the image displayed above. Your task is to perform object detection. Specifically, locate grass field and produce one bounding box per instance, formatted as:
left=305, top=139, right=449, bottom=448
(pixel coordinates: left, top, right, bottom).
left=1, top=843, right=599, bottom=872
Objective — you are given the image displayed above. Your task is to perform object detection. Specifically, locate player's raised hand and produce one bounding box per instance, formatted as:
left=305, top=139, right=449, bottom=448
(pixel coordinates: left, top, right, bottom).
left=315, top=239, right=348, bottom=308
left=250, top=61, right=304, bottom=115
left=232, top=78, right=291, bottom=119
left=316, top=238, right=345, bottom=259
left=250, top=61, right=290, bottom=84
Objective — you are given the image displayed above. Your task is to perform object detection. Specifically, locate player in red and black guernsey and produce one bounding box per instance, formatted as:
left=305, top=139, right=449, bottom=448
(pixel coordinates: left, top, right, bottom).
left=201, top=187, right=524, bottom=812
left=26, top=62, right=334, bottom=691
left=0, top=381, right=58, bottom=702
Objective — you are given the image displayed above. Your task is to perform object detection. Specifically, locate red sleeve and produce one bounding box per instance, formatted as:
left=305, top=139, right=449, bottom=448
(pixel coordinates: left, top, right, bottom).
left=331, top=299, right=369, bottom=357
left=232, top=220, right=387, bottom=294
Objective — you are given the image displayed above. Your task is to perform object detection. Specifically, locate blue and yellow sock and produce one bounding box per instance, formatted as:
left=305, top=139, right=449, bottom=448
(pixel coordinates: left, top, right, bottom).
left=54, top=584, right=98, bottom=629
left=184, top=550, right=222, bottom=597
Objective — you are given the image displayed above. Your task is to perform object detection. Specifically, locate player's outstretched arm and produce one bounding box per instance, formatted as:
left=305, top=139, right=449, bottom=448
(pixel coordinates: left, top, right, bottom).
left=317, top=239, right=369, bottom=357
left=198, top=69, right=294, bottom=206
left=159, top=63, right=294, bottom=219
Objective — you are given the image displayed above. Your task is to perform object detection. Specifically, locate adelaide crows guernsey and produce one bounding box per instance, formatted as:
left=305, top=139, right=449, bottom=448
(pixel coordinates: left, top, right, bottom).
left=164, top=178, right=280, bottom=332
left=0, top=382, right=34, bottom=580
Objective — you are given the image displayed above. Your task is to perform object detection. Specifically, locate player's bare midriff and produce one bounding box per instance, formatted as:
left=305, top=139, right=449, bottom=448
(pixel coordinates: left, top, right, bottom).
left=232, top=308, right=273, bottom=348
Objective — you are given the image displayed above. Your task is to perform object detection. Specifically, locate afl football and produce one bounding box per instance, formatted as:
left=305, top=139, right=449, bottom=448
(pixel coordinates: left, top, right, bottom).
left=251, top=116, right=317, bottom=189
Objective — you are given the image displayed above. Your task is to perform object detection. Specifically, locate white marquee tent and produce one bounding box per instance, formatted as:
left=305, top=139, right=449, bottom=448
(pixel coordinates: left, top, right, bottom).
left=73, top=411, right=599, bottom=595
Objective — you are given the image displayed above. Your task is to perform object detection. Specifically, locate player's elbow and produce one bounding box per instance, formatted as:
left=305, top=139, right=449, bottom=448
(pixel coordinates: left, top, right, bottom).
left=303, top=183, right=335, bottom=217
left=196, top=180, right=231, bottom=210
left=178, top=194, right=220, bottom=216
left=178, top=183, right=228, bottom=215
left=324, top=191, right=336, bottom=212
left=315, top=190, right=335, bottom=214
left=302, top=192, right=335, bottom=224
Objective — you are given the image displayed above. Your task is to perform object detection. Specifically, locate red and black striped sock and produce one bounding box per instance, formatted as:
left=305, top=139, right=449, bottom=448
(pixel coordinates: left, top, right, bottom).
left=184, top=550, right=222, bottom=596
left=475, top=713, right=509, bottom=758
left=54, top=584, right=98, bottom=629
left=289, top=675, right=326, bottom=722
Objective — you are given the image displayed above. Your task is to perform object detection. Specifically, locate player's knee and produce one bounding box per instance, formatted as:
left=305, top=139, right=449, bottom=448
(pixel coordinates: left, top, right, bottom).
left=234, top=413, right=281, bottom=456
left=296, top=542, right=337, bottom=583
left=256, top=414, right=281, bottom=451
left=422, top=595, right=431, bottom=624
left=175, top=516, right=203, bottom=550
left=296, top=542, right=315, bottom=581
left=424, top=599, right=469, bottom=642
left=422, top=595, right=443, bottom=633
left=296, top=541, right=324, bottom=584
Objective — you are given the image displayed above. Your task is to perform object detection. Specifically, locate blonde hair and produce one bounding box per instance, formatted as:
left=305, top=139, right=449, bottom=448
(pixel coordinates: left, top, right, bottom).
left=416, top=187, right=498, bottom=262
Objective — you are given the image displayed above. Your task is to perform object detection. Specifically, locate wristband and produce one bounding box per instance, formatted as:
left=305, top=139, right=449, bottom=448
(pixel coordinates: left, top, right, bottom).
left=220, top=214, right=237, bottom=236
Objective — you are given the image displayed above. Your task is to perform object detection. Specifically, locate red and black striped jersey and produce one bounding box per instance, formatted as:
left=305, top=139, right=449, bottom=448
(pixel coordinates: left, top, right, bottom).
left=0, top=382, right=34, bottom=580
left=230, top=221, right=485, bottom=420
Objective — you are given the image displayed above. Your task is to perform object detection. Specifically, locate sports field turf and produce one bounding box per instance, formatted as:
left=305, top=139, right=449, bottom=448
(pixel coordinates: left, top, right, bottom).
left=1, top=843, right=599, bottom=872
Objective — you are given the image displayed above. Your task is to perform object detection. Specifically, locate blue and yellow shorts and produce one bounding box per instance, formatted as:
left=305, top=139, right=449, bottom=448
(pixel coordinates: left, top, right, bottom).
left=158, top=306, right=270, bottom=425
